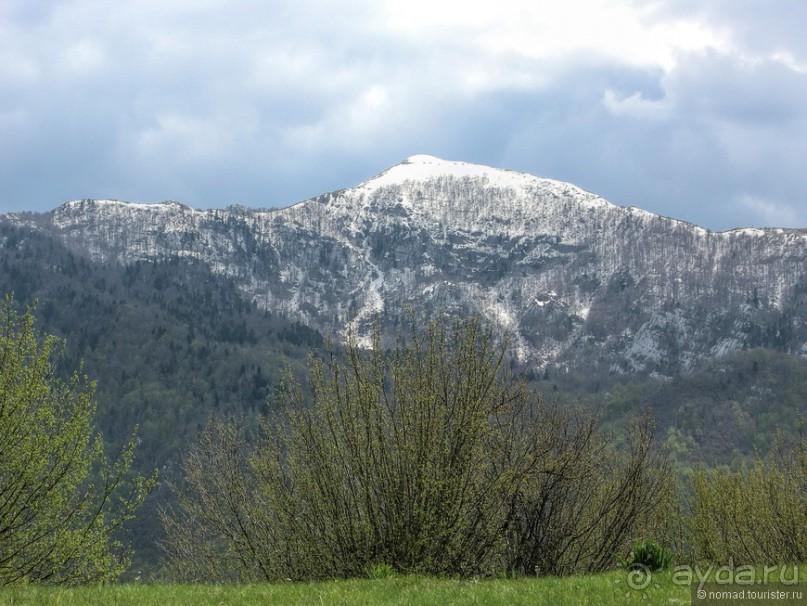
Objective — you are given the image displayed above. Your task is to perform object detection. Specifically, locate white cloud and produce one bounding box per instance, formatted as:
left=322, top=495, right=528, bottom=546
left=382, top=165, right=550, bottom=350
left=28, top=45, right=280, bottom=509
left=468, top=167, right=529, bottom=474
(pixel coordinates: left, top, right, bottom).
left=602, top=88, right=668, bottom=119
left=736, top=194, right=800, bottom=228
left=383, top=0, right=728, bottom=71
left=62, top=38, right=107, bottom=74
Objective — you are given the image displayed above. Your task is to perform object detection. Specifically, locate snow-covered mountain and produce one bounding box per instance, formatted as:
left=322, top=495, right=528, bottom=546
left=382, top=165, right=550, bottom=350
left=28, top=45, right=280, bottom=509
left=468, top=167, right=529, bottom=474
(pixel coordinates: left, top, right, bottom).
left=5, top=155, right=807, bottom=376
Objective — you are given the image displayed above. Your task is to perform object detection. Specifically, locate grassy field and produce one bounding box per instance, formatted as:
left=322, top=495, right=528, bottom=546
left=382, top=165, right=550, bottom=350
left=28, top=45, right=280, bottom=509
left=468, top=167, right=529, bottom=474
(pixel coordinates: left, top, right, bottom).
left=3, top=565, right=806, bottom=605
left=0, top=569, right=697, bottom=605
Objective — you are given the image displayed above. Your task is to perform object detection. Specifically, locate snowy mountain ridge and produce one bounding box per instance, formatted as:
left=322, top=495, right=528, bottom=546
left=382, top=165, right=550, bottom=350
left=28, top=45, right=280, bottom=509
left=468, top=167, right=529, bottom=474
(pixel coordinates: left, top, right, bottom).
left=4, top=156, right=807, bottom=376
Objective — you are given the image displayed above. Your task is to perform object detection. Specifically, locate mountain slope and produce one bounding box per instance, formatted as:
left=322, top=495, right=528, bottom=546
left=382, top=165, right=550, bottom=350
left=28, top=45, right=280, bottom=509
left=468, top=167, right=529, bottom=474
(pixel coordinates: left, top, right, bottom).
left=5, top=155, right=807, bottom=376
left=0, top=221, right=324, bottom=574
left=3, top=156, right=807, bottom=575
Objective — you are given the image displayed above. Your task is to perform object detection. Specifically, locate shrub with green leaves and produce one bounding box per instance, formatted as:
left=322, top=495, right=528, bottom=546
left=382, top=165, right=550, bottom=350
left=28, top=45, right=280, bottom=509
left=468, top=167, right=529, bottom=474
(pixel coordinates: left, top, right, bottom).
left=162, top=317, right=673, bottom=581
left=0, top=296, right=156, bottom=585
left=364, top=563, right=396, bottom=579
left=689, top=425, right=807, bottom=565
left=621, top=539, right=673, bottom=572
left=503, top=412, right=676, bottom=577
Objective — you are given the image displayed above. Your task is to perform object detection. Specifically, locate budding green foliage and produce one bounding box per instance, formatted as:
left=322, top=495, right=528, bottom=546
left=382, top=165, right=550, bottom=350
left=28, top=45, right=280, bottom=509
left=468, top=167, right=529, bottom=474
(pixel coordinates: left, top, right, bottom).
left=689, top=425, right=807, bottom=565
left=0, top=296, right=156, bottom=585
left=162, top=316, right=672, bottom=581
left=256, top=318, right=527, bottom=578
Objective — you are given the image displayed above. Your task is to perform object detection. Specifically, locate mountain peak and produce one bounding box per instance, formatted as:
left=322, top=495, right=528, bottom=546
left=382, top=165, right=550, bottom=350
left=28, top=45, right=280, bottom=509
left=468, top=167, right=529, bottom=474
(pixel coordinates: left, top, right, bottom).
left=401, top=154, right=445, bottom=164
left=359, top=154, right=536, bottom=192
left=352, top=155, right=619, bottom=218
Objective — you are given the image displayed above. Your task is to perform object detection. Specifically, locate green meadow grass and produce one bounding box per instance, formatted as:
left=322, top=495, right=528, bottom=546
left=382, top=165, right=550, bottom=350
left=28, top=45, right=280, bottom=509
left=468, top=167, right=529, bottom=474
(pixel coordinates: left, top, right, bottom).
left=0, top=569, right=697, bottom=606
left=3, top=566, right=806, bottom=606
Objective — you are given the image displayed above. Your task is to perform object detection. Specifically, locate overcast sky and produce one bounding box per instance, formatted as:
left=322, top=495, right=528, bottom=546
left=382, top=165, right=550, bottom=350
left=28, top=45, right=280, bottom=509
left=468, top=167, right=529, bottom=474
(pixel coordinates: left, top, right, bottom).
left=1, top=0, right=805, bottom=230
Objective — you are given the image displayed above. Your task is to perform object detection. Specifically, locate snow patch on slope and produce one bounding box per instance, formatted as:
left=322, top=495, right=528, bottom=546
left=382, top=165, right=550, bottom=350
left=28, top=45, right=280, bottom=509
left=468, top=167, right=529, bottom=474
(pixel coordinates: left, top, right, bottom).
left=358, top=155, right=614, bottom=211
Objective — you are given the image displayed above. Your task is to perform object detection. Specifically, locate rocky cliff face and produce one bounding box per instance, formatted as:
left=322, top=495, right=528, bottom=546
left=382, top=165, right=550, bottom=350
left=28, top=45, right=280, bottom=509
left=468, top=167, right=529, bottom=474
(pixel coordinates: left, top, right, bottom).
left=6, top=155, right=807, bottom=376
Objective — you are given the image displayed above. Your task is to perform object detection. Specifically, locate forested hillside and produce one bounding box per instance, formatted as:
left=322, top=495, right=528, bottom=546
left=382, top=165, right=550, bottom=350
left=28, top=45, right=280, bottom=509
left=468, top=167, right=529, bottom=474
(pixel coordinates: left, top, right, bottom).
left=2, top=220, right=806, bottom=576
left=0, top=223, right=321, bottom=573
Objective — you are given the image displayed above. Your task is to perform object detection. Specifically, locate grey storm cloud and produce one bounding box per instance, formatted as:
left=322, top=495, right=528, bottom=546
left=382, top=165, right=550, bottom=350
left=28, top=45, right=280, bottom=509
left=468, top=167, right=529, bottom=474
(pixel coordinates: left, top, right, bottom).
left=1, top=0, right=805, bottom=231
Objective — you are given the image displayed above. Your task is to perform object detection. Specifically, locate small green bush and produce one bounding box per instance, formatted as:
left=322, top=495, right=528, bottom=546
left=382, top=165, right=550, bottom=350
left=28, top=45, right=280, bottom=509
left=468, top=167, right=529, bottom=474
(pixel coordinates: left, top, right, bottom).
left=622, top=539, right=673, bottom=572
left=364, top=563, right=396, bottom=579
